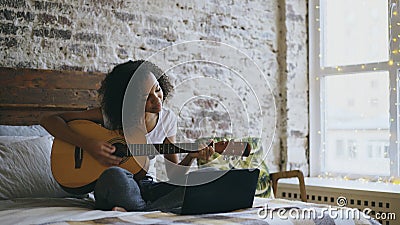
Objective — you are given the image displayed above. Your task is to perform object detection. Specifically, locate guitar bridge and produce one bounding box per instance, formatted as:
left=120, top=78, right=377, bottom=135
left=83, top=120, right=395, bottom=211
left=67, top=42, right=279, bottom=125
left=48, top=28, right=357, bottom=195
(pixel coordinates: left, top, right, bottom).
left=75, top=147, right=83, bottom=169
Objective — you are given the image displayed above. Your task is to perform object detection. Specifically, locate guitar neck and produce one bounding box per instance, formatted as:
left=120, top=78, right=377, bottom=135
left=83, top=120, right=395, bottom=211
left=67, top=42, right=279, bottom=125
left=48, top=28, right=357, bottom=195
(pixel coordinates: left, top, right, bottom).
left=126, top=143, right=201, bottom=156
left=112, top=141, right=249, bottom=158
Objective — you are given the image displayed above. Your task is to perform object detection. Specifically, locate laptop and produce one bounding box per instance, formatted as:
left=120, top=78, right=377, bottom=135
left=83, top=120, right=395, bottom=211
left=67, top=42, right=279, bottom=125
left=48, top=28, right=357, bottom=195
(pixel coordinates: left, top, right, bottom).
left=168, top=168, right=260, bottom=215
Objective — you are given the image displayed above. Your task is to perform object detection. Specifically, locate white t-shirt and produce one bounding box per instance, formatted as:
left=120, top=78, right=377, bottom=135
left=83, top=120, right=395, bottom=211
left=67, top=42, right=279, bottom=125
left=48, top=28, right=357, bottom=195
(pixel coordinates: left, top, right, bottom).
left=102, top=107, right=177, bottom=142
left=145, top=107, right=177, bottom=144
left=145, top=108, right=177, bottom=179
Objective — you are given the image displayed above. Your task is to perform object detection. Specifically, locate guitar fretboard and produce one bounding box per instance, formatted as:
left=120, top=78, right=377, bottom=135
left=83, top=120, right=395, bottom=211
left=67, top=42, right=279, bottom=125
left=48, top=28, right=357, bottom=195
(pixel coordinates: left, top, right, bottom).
left=123, top=143, right=201, bottom=156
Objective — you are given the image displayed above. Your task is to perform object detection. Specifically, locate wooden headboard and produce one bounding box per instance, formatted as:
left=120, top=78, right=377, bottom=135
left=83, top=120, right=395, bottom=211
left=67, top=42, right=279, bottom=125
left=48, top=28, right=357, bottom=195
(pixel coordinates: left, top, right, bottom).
left=0, top=67, right=106, bottom=125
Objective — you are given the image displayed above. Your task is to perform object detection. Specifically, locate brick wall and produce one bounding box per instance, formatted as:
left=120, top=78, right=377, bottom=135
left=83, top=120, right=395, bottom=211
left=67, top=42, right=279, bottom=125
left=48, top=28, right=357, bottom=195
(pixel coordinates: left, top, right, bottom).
left=0, top=0, right=308, bottom=174
left=281, top=0, right=309, bottom=174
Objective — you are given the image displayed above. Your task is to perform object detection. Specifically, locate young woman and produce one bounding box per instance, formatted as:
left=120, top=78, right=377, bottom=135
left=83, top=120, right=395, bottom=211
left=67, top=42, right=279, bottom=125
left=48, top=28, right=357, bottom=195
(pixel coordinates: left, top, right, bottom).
left=41, top=60, right=214, bottom=211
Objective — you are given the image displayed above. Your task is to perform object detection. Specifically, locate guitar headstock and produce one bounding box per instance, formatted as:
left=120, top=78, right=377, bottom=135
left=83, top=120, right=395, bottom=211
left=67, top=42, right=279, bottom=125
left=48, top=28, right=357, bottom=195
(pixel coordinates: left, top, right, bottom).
left=214, top=141, right=251, bottom=157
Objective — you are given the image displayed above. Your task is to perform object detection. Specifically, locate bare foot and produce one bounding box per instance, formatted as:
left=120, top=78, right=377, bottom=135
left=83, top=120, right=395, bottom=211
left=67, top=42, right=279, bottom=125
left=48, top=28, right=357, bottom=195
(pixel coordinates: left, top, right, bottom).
left=112, top=206, right=127, bottom=212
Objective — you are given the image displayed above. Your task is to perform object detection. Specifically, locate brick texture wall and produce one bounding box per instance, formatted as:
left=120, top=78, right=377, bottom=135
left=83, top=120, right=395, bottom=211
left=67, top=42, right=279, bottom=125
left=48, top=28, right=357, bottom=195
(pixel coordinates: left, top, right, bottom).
left=0, top=0, right=308, bottom=174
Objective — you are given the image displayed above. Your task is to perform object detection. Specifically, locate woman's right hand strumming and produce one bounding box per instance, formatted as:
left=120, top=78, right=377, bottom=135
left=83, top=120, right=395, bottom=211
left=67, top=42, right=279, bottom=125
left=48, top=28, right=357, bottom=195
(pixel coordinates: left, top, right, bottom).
left=40, top=108, right=123, bottom=167
left=82, top=139, right=122, bottom=166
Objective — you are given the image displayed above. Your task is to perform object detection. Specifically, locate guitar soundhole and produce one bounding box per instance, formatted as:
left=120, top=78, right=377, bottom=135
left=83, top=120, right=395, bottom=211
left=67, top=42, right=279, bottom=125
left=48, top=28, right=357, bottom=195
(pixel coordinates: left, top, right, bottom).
left=112, top=143, right=129, bottom=164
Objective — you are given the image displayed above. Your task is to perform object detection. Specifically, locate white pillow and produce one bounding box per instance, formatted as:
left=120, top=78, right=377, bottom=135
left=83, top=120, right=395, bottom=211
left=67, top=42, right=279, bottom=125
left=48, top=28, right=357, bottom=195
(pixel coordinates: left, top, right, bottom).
left=0, top=125, right=50, bottom=136
left=0, top=136, right=40, bottom=144
left=0, top=135, right=78, bottom=199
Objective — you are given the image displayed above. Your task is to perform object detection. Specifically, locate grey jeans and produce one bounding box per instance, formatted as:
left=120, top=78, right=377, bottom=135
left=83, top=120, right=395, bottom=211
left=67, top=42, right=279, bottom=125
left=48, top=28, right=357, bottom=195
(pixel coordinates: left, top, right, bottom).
left=94, top=167, right=184, bottom=211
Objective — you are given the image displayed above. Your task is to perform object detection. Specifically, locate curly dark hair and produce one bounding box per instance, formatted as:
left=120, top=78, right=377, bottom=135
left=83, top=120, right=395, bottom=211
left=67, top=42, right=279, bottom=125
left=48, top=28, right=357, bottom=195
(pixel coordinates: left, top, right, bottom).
left=98, top=60, right=173, bottom=130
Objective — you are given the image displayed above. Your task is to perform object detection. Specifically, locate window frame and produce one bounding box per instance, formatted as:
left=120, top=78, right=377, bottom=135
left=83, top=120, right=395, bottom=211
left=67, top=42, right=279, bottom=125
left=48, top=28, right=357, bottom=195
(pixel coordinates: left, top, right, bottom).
left=309, top=0, right=399, bottom=178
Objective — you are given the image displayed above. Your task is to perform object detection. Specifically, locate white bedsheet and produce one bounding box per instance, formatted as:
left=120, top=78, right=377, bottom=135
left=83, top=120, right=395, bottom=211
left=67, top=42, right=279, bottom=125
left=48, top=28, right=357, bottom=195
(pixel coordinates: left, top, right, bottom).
left=0, top=197, right=278, bottom=224
left=0, top=197, right=382, bottom=225
left=0, top=197, right=128, bottom=224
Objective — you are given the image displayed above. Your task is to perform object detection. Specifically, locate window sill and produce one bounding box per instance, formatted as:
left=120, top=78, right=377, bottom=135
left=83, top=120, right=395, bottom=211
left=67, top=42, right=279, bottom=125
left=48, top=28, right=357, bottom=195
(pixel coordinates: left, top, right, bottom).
left=278, top=177, right=400, bottom=194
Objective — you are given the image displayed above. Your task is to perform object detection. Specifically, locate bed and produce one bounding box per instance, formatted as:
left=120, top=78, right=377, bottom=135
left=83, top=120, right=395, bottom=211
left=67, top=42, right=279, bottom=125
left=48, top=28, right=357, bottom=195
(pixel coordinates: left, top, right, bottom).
left=0, top=67, right=381, bottom=225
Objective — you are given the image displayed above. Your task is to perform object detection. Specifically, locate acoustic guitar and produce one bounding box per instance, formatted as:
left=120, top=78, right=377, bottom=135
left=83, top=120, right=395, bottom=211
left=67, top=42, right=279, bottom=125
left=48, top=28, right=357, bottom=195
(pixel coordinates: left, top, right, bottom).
left=51, top=120, right=251, bottom=193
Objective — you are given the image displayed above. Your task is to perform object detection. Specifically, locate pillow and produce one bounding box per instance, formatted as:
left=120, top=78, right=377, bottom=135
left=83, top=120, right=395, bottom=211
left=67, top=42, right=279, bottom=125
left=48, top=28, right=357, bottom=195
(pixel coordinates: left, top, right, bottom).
left=0, top=125, right=50, bottom=136
left=197, top=137, right=272, bottom=198
left=0, top=136, right=41, bottom=144
left=0, top=135, right=79, bottom=199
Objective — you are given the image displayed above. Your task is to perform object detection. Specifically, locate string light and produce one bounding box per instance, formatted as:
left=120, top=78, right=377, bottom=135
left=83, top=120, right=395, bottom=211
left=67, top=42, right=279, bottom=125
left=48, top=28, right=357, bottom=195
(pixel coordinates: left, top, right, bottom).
left=316, top=173, right=400, bottom=185
left=393, top=178, right=400, bottom=185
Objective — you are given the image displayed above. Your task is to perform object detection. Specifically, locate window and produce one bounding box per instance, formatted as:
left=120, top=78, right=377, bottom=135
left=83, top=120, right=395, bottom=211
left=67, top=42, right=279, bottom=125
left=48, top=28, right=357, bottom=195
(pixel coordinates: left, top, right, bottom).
left=309, top=0, right=399, bottom=179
